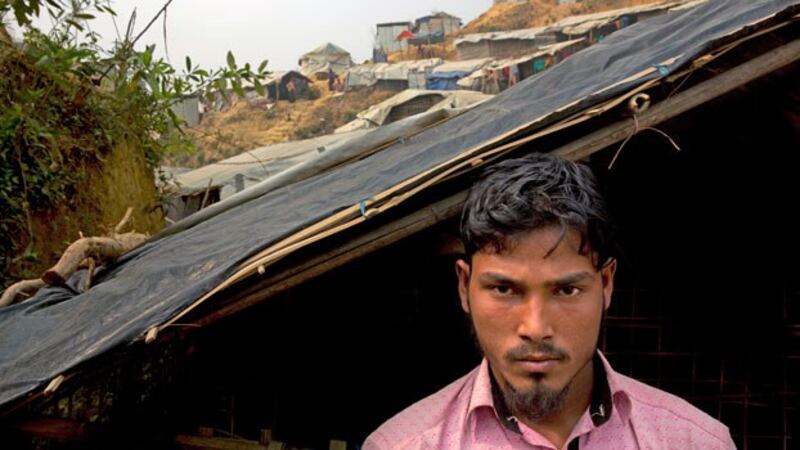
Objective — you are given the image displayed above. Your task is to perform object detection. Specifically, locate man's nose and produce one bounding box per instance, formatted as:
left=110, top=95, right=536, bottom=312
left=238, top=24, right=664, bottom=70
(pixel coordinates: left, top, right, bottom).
left=516, top=296, right=554, bottom=341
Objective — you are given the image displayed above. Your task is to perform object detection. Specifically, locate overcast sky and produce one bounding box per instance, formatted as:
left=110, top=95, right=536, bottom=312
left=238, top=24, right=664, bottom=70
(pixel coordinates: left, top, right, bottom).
left=30, top=1, right=490, bottom=71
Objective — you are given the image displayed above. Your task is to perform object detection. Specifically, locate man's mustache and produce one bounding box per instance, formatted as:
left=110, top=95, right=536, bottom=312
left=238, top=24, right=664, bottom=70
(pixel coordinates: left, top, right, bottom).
left=504, top=341, right=569, bottom=362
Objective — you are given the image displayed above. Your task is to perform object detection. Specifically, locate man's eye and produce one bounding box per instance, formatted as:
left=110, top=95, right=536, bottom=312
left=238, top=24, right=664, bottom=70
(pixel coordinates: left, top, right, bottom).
left=491, top=285, right=515, bottom=296
left=555, top=286, right=582, bottom=297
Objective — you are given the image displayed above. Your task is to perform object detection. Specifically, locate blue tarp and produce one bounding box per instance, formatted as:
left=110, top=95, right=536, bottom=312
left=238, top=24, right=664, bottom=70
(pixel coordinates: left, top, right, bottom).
left=426, top=71, right=472, bottom=90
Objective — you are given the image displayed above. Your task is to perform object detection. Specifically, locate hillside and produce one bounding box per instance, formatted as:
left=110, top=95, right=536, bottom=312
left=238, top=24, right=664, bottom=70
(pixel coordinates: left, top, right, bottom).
left=180, top=0, right=671, bottom=169
left=170, top=81, right=393, bottom=168
left=462, top=0, right=668, bottom=34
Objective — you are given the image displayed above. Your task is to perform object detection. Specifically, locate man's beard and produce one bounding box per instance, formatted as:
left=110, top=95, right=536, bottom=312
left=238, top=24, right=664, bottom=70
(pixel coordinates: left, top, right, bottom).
left=466, top=311, right=574, bottom=423
left=502, top=372, right=571, bottom=423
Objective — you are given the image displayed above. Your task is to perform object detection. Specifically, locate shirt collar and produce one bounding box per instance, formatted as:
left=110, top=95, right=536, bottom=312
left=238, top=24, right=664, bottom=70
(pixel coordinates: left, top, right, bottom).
left=468, top=351, right=632, bottom=433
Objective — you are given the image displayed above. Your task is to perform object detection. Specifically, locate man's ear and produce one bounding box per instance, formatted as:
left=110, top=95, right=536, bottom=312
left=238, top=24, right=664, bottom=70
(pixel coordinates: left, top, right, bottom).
left=601, top=258, right=617, bottom=310
left=455, top=258, right=471, bottom=314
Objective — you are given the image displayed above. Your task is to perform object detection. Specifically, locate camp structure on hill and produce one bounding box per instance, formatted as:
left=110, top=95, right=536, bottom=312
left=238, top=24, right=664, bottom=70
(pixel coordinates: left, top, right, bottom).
left=162, top=131, right=369, bottom=221
left=299, top=42, right=354, bottom=79
left=455, top=0, right=705, bottom=60
left=344, top=58, right=443, bottom=91
left=335, top=89, right=491, bottom=133
left=1, top=1, right=798, bottom=448
left=457, top=38, right=588, bottom=91
left=425, top=58, right=494, bottom=90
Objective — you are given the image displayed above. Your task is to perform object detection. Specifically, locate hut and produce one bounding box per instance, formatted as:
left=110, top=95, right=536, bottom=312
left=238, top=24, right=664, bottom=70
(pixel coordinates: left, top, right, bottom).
left=414, top=12, right=462, bottom=36
left=454, top=26, right=556, bottom=60
left=375, top=22, right=412, bottom=54
left=344, top=59, right=443, bottom=92
left=426, top=58, right=492, bottom=90
left=299, top=42, right=354, bottom=79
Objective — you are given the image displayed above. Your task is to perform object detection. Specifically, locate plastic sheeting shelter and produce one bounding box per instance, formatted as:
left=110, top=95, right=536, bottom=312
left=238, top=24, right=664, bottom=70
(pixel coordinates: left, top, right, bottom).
left=454, top=26, right=556, bottom=60
left=0, top=0, right=797, bottom=413
left=457, top=39, right=588, bottom=90
left=335, top=89, right=492, bottom=133
left=426, top=58, right=492, bottom=90
left=299, top=42, right=354, bottom=78
left=172, top=131, right=368, bottom=200
left=344, top=59, right=443, bottom=90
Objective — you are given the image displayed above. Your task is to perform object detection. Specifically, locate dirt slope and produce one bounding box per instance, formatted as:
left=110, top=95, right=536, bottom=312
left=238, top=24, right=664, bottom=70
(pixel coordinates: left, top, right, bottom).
left=463, top=0, right=668, bottom=34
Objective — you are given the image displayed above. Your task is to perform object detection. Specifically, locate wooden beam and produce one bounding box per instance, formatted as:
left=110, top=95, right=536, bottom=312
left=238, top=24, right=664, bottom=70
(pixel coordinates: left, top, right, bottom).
left=175, top=434, right=268, bottom=450
left=190, top=38, right=800, bottom=329
left=193, top=191, right=467, bottom=327
left=10, top=417, right=88, bottom=441
left=554, top=38, right=800, bottom=161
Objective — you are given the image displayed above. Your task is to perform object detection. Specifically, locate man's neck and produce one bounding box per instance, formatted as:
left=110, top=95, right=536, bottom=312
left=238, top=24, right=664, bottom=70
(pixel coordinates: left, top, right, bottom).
left=515, top=358, right=595, bottom=449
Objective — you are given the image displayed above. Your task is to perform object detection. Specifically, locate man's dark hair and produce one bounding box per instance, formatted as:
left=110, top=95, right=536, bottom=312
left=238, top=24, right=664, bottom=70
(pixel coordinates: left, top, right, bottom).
left=460, top=152, right=614, bottom=270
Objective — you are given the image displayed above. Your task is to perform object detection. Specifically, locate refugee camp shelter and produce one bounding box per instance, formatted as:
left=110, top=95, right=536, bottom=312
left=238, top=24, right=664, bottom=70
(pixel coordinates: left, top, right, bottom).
left=299, top=42, right=354, bottom=79
left=375, top=21, right=412, bottom=53
left=549, top=1, right=687, bottom=42
left=1, top=2, right=798, bottom=449
left=457, top=39, right=588, bottom=91
left=160, top=182, right=222, bottom=222
left=344, top=58, right=442, bottom=91
left=414, top=12, right=462, bottom=36
left=170, top=131, right=368, bottom=204
left=335, top=89, right=491, bottom=133
left=261, top=71, right=312, bottom=102
left=426, top=58, right=492, bottom=90
left=170, top=95, right=201, bottom=127
left=454, top=26, right=556, bottom=60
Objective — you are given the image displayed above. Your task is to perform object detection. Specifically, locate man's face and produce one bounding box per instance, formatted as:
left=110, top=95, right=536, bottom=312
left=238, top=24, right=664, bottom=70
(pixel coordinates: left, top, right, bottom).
left=456, top=226, right=616, bottom=419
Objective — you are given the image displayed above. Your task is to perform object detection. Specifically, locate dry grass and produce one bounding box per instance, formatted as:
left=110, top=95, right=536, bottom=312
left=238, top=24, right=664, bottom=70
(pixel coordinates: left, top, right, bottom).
left=168, top=81, right=393, bottom=168
left=462, top=0, right=669, bottom=34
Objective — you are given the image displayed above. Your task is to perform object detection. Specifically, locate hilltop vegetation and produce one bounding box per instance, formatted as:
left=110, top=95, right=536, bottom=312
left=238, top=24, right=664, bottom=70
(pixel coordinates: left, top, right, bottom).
left=463, top=0, right=667, bottom=34
left=171, top=83, right=393, bottom=168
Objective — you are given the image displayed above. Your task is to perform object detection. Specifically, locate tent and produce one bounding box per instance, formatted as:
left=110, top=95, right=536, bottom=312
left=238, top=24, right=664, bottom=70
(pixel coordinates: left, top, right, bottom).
left=1, top=1, right=798, bottom=446
left=425, top=58, right=492, bottom=90
left=344, top=59, right=443, bottom=90
left=299, top=42, right=354, bottom=78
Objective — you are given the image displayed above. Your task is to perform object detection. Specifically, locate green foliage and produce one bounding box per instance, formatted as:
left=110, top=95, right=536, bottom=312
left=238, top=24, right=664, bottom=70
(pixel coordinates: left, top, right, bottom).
left=0, top=0, right=270, bottom=288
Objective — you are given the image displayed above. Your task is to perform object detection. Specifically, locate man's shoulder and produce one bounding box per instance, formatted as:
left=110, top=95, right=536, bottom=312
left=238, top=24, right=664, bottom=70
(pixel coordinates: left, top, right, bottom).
left=363, top=367, right=480, bottom=450
left=617, top=373, right=734, bottom=448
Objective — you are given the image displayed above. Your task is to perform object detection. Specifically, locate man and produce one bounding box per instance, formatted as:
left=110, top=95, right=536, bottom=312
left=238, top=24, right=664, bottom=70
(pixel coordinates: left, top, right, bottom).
left=328, top=67, right=336, bottom=92
left=286, top=79, right=296, bottom=103
left=364, top=153, right=735, bottom=449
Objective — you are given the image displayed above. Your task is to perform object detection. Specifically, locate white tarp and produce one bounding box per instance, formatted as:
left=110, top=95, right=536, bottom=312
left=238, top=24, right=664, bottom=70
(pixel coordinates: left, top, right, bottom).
left=554, top=1, right=688, bottom=35
left=174, top=131, right=368, bottom=199
left=345, top=59, right=443, bottom=88
left=432, top=58, right=493, bottom=74
left=300, top=42, right=354, bottom=76
left=454, top=26, right=550, bottom=46
left=335, top=89, right=492, bottom=133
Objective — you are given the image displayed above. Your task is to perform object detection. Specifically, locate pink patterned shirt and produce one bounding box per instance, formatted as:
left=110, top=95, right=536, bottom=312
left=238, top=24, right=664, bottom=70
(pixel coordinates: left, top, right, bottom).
left=364, top=352, right=735, bottom=450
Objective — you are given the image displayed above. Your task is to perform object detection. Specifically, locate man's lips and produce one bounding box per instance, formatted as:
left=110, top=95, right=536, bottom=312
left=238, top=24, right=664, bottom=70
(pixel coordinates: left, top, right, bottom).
left=513, top=355, right=561, bottom=373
